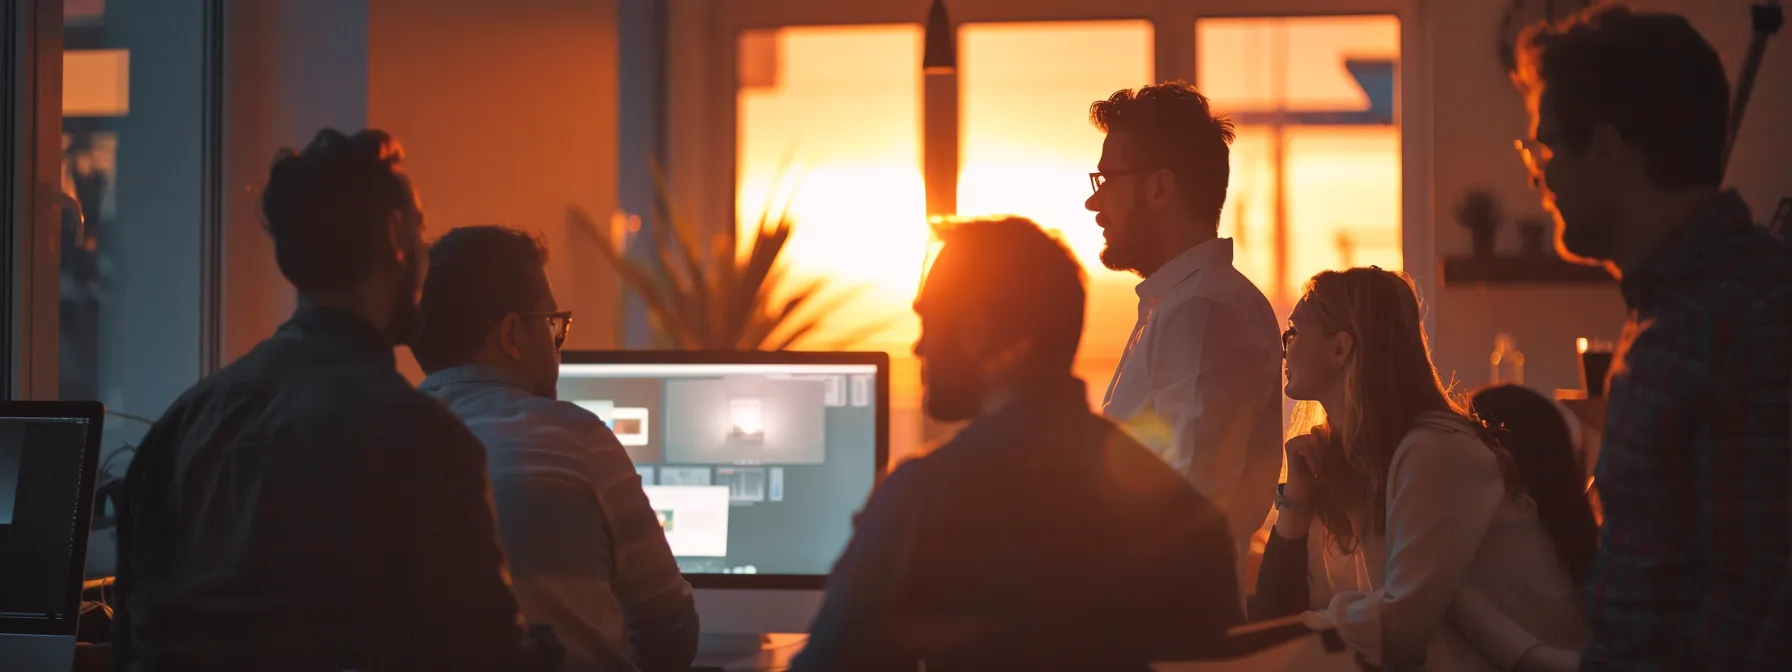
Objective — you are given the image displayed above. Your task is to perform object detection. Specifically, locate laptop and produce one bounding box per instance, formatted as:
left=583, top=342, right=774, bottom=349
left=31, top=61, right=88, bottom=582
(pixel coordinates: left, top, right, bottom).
left=0, top=401, right=106, bottom=671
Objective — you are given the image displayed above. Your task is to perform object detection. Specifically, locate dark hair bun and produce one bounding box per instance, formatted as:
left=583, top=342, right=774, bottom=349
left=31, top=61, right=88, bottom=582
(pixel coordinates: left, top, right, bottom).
left=261, top=128, right=415, bottom=292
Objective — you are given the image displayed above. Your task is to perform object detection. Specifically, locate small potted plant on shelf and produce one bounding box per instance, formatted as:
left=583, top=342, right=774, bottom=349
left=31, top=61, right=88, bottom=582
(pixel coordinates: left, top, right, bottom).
left=1454, top=187, right=1506, bottom=258
left=1516, top=214, right=1551, bottom=256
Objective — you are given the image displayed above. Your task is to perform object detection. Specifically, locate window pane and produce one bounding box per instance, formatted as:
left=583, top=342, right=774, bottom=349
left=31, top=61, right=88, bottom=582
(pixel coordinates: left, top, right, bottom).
left=1197, top=15, right=1402, bottom=307
left=958, top=20, right=1153, bottom=404
left=63, top=1, right=209, bottom=573
left=736, top=25, right=925, bottom=351
left=735, top=25, right=927, bottom=456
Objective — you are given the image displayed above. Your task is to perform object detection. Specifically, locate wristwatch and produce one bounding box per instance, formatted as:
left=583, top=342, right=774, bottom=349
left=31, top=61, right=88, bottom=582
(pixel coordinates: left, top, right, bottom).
left=1274, top=483, right=1307, bottom=512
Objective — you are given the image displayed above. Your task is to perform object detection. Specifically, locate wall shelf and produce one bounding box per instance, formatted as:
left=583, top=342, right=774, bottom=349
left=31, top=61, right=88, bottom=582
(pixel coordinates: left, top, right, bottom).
left=1440, top=255, right=1614, bottom=286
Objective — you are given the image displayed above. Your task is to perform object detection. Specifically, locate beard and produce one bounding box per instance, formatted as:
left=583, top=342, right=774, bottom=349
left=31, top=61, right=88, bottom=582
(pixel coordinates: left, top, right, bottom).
left=384, top=255, right=424, bottom=347
left=1552, top=200, right=1619, bottom=264
left=921, top=357, right=983, bottom=422
left=1098, top=192, right=1157, bottom=274
left=531, top=360, right=562, bottom=400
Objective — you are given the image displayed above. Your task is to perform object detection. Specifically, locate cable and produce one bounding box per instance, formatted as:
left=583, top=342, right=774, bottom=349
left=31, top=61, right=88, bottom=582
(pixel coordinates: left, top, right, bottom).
left=1722, top=0, right=1784, bottom=178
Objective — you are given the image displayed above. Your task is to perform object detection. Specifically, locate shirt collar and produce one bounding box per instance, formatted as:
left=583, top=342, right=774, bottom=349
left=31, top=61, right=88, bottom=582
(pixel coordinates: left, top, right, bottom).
left=1136, top=238, right=1233, bottom=300
left=281, top=305, right=396, bottom=368
left=418, top=363, right=534, bottom=395
left=1618, top=189, right=1753, bottom=311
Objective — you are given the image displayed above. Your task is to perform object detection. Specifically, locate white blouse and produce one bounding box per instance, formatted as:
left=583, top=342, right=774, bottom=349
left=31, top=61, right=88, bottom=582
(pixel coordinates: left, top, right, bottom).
left=1303, top=412, right=1589, bottom=670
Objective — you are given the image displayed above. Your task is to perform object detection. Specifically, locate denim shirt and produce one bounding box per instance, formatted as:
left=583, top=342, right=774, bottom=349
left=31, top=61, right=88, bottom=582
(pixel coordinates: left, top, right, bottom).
left=421, top=365, right=699, bottom=672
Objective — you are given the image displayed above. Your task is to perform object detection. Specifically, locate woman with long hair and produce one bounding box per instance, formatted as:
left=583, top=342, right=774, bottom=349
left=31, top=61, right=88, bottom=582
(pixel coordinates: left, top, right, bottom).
left=1469, top=384, right=1600, bottom=584
left=1251, top=267, right=1587, bottom=671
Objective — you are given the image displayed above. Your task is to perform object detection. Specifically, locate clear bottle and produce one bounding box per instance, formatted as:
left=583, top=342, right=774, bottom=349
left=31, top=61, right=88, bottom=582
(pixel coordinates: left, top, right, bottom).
left=1491, top=333, right=1526, bottom=385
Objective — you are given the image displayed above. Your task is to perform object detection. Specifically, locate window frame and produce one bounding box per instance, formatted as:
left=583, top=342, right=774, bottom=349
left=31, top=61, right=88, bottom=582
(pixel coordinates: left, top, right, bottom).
left=667, top=0, right=1434, bottom=333
left=4, top=0, right=227, bottom=401
left=5, top=0, right=63, bottom=401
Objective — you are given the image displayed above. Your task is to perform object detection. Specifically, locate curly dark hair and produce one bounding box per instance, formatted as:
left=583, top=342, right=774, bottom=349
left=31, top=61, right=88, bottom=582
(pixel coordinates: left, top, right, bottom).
left=1088, top=82, right=1236, bottom=227
left=1511, top=4, right=1728, bottom=188
left=261, top=128, right=420, bottom=293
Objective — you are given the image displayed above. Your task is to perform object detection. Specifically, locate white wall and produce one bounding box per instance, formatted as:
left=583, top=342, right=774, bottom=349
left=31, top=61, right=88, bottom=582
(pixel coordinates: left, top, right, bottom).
left=1426, top=0, right=1791, bottom=395
left=217, top=0, right=623, bottom=383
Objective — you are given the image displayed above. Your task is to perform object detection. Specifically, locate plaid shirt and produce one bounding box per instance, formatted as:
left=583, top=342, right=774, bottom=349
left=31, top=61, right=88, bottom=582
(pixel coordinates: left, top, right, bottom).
left=1582, top=190, right=1792, bottom=670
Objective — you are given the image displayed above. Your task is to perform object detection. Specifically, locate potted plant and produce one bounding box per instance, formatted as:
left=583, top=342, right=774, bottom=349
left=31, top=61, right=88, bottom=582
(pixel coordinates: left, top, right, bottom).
left=1516, top=214, right=1551, bottom=256
left=570, top=165, right=893, bottom=350
left=1454, top=187, right=1506, bottom=258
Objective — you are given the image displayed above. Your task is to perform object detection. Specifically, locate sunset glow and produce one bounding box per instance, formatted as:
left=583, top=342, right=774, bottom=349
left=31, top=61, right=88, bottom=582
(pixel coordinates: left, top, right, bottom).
left=736, top=18, right=1403, bottom=450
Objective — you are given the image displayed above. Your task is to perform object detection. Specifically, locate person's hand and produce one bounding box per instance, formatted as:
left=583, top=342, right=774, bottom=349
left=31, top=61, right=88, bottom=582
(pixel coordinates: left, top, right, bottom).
left=1282, top=431, right=1320, bottom=507
left=1274, top=429, right=1322, bottom=538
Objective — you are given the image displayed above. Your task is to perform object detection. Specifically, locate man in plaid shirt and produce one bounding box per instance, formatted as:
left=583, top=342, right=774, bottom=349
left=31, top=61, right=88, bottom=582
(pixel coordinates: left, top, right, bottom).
left=1512, top=6, right=1792, bottom=669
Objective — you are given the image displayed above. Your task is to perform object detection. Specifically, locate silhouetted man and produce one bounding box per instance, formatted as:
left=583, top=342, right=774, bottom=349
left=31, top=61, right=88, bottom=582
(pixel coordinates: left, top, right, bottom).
left=1513, top=6, right=1792, bottom=669
left=790, top=217, right=1243, bottom=671
left=1084, top=83, right=1283, bottom=585
left=115, top=130, right=560, bottom=670
left=414, top=226, right=699, bottom=672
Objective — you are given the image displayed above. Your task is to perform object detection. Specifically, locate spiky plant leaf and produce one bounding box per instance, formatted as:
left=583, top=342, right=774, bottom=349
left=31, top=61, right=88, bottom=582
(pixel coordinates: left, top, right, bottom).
left=571, top=167, right=895, bottom=350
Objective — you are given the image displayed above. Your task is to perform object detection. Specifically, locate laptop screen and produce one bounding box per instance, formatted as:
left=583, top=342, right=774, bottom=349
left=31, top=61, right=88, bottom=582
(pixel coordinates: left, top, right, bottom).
left=0, top=416, right=96, bottom=636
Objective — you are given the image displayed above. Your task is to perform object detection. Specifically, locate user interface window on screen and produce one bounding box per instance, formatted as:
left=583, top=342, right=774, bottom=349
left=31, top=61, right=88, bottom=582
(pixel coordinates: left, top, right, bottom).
left=558, top=364, right=878, bottom=576
left=0, top=418, right=91, bottom=631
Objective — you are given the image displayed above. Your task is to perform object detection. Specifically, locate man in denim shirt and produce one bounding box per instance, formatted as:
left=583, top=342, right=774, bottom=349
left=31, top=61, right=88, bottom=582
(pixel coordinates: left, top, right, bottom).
left=415, top=226, right=699, bottom=672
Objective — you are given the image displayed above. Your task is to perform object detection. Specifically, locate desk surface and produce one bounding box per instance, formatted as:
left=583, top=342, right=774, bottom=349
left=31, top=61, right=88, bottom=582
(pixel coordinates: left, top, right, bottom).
left=691, top=634, right=806, bottom=672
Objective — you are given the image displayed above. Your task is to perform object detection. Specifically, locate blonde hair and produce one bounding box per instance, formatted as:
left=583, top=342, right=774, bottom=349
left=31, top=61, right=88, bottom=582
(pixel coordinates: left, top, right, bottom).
left=1294, top=267, right=1515, bottom=554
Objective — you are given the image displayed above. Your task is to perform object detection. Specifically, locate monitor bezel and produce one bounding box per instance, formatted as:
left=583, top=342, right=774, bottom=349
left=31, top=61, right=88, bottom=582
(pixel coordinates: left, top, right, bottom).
left=558, top=350, right=890, bottom=590
left=0, top=400, right=106, bottom=636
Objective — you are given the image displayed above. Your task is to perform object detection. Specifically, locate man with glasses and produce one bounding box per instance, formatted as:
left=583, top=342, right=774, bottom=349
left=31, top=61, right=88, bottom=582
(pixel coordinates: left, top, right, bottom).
left=415, top=225, right=699, bottom=672
left=1512, top=5, right=1792, bottom=669
left=1084, top=83, right=1283, bottom=594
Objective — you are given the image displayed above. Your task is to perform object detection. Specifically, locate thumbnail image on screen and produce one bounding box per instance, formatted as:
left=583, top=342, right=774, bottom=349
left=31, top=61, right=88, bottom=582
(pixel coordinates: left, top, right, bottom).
left=560, top=363, right=877, bottom=576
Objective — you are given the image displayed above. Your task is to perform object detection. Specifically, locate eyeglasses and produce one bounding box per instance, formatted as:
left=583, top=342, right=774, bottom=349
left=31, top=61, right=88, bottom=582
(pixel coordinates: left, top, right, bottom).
left=1513, top=138, right=1552, bottom=189
left=519, top=311, right=574, bottom=350
left=1089, top=170, right=1145, bottom=196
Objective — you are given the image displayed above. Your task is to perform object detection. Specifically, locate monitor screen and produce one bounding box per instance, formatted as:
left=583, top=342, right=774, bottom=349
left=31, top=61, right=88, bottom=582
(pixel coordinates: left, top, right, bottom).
left=0, top=415, right=95, bottom=635
left=558, top=359, right=883, bottom=577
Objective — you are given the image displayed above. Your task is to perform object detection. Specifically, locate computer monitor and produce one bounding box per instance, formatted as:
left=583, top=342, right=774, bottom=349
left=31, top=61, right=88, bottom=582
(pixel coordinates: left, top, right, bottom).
left=0, top=401, right=105, bottom=670
left=558, top=350, right=888, bottom=635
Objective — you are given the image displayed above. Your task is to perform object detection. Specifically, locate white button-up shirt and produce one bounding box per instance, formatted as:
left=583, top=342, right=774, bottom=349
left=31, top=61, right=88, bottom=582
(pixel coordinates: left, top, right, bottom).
left=1102, top=238, right=1284, bottom=573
